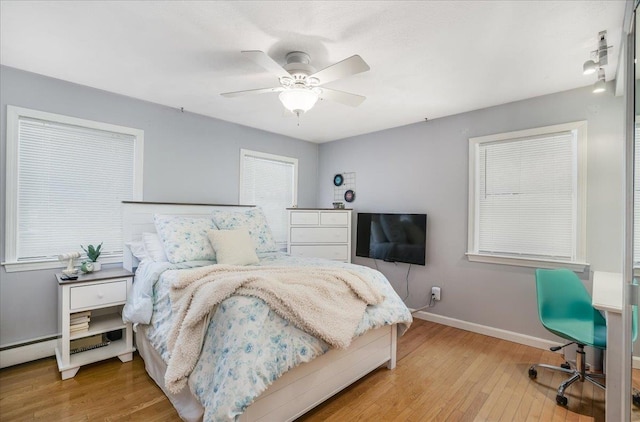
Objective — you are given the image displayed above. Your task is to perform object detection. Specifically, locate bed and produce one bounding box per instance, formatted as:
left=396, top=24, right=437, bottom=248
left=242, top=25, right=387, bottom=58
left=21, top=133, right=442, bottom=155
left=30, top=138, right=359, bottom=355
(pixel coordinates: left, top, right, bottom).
left=121, top=201, right=412, bottom=421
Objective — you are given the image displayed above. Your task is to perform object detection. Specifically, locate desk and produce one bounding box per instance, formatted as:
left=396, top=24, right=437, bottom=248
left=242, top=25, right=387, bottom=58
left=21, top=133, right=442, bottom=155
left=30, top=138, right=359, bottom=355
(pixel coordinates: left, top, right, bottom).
left=592, top=271, right=623, bottom=422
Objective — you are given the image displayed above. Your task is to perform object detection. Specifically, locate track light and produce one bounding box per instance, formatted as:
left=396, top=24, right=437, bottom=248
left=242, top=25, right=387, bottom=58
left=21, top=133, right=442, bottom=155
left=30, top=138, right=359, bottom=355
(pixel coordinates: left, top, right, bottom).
left=583, top=31, right=611, bottom=94
left=582, top=60, right=597, bottom=75
left=593, top=68, right=606, bottom=94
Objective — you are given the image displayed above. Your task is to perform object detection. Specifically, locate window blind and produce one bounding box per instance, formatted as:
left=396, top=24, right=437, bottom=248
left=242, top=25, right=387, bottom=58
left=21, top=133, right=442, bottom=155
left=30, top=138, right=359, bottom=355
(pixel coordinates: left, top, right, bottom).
left=240, top=151, right=296, bottom=248
left=477, top=131, right=576, bottom=260
left=16, top=117, right=136, bottom=261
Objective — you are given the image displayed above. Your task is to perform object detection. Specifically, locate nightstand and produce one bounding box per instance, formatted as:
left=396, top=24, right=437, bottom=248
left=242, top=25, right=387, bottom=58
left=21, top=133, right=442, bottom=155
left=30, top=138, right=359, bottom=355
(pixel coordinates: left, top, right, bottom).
left=55, top=268, right=135, bottom=380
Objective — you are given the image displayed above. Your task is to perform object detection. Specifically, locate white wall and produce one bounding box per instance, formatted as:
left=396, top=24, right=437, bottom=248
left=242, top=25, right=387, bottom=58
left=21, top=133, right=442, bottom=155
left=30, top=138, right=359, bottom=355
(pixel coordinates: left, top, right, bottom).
left=318, top=83, right=624, bottom=342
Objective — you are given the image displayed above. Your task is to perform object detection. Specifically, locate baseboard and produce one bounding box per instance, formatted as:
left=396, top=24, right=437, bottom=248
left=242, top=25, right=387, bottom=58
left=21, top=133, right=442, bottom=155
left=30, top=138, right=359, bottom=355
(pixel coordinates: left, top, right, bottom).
left=2, top=316, right=639, bottom=370
left=413, top=310, right=562, bottom=351
left=0, top=338, right=57, bottom=369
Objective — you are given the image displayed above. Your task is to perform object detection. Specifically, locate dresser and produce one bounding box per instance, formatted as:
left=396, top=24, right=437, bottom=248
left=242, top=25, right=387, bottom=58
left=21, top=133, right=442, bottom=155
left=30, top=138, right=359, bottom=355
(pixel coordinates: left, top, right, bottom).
left=287, top=208, right=352, bottom=263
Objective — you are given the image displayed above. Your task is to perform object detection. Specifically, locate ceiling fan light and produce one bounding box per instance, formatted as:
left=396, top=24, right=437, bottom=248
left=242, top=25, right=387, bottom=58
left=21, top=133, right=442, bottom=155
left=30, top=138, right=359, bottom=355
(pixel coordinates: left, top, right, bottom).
left=583, top=60, right=597, bottom=75
left=279, top=88, right=319, bottom=114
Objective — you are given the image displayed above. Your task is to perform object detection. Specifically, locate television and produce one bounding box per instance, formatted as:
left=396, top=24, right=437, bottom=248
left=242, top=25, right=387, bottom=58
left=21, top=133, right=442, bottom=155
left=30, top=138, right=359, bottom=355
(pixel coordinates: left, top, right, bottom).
left=356, top=213, right=427, bottom=265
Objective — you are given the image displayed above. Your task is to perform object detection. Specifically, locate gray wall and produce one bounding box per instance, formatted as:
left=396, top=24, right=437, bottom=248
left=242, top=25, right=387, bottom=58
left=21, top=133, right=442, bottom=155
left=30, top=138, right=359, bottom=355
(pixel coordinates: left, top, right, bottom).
left=318, top=83, right=624, bottom=342
left=0, top=65, right=627, bottom=351
left=0, top=66, right=319, bottom=347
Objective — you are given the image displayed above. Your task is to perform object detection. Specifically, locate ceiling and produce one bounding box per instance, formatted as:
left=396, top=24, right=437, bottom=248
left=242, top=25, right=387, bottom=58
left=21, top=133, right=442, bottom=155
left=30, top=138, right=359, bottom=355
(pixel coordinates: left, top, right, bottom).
left=0, top=1, right=627, bottom=143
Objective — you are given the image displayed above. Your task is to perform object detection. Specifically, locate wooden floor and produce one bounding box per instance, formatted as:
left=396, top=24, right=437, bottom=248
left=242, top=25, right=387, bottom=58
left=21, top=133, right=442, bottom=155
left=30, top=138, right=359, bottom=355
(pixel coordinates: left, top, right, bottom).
left=1, top=319, right=639, bottom=421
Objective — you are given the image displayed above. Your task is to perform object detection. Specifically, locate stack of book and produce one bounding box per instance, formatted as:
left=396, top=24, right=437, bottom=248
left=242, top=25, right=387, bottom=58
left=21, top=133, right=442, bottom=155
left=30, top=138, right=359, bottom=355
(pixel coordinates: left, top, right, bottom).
left=70, top=333, right=110, bottom=354
left=70, top=310, right=91, bottom=335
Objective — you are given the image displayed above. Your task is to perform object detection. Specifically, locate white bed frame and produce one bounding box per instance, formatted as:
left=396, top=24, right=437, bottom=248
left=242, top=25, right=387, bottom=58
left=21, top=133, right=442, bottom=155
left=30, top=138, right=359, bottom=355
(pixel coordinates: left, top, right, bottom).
left=122, top=201, right=398, bottom=422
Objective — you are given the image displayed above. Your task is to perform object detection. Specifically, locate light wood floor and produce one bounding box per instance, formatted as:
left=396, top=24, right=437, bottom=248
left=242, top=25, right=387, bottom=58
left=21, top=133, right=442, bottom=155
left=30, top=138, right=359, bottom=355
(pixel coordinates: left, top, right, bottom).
left=1, top=319, right=639, bottom=421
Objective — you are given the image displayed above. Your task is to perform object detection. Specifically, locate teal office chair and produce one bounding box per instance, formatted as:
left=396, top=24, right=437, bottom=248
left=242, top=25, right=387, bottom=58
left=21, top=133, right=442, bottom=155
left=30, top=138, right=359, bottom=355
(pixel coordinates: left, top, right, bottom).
left=528, top=268, right=607, bottom=406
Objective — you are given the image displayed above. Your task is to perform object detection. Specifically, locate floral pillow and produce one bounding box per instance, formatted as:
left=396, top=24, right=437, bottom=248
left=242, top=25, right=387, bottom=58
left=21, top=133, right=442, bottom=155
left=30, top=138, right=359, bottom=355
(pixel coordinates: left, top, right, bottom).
left=211, top=207, right=277, bottom=253
left=153, top=214, right=217, bottom=263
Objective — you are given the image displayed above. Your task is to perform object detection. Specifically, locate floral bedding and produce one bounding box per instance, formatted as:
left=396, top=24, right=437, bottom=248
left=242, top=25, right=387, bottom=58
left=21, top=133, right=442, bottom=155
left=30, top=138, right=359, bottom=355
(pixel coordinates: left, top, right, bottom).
left=124, top=253, right=412, bottom=421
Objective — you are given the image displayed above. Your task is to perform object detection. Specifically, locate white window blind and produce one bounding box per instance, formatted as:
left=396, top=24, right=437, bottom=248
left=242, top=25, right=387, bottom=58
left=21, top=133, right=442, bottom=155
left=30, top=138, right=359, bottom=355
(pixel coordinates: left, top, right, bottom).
left=478, top=133, right=576, bottom=259
left=240, top=150, right=297, bottom=249
left=468, top=121, right=587, bottom=269
left=4, top=106, right=143, bottom=271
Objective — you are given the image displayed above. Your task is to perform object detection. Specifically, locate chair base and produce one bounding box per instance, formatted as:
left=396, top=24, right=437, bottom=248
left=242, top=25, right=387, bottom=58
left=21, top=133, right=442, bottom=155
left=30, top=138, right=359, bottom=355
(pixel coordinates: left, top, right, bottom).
left=528, top=345, right=605, bottom=406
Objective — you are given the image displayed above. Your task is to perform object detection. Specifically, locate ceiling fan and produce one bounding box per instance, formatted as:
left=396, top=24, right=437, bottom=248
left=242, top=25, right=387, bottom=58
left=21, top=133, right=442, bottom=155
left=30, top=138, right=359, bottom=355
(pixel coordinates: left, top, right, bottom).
left=221, top=50, right=370, bottom=117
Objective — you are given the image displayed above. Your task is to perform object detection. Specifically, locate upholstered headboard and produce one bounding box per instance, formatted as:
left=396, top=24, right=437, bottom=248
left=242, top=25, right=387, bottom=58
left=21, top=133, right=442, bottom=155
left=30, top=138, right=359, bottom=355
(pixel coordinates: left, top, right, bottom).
left=121, top=201, right=254, bottom=271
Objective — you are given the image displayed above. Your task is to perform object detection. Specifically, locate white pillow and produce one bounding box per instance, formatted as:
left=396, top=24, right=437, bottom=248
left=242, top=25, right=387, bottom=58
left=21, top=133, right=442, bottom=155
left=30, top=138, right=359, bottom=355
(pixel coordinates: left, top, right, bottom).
left=207, top=229, right=259, bottom=266
left=142, top=232, right=168, bottom=262
left=154, top=215, right=217, bottom=263
left=127, top=241, right=148, bottom=261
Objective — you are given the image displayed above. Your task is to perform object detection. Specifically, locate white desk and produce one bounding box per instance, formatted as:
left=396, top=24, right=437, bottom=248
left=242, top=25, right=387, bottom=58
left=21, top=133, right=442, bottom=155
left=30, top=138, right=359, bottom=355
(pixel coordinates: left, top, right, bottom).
left=593, top=271, right=623, bottom=313
left=592, top=271, right=623, bottom=422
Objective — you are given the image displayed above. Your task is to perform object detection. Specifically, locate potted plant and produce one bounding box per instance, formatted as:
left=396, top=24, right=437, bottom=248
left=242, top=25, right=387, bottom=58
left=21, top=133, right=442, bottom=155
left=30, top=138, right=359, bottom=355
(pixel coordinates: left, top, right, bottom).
left=81, top=242, right=103, bottom=272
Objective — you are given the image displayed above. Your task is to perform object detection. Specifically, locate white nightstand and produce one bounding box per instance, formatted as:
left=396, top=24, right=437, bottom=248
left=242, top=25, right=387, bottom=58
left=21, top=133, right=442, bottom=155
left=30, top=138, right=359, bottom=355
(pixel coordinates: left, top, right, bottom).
left=55, top=268, right=135, bottom=380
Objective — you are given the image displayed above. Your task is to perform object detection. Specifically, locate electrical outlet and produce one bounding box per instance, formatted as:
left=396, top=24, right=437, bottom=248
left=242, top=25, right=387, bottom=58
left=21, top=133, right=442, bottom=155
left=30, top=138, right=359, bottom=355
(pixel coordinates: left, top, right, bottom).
left=432, top=286, right=441, bottom=301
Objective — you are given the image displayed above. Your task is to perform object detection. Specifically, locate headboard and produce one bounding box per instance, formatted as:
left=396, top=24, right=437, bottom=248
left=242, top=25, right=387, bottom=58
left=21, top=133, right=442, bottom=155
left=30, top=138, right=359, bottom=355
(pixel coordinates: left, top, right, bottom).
left=121, top=201, right=254, bottom=271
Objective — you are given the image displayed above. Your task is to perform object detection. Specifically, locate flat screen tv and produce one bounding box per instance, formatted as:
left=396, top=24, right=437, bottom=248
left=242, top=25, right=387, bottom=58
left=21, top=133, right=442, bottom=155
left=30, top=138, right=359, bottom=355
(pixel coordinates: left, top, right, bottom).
left=356, top=213, right=427, bottom=265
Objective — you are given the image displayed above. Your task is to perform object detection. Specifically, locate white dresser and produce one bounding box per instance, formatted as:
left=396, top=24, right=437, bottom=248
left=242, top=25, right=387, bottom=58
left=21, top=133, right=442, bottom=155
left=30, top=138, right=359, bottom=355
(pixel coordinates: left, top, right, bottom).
left=287, top=208, right=352, bottom=263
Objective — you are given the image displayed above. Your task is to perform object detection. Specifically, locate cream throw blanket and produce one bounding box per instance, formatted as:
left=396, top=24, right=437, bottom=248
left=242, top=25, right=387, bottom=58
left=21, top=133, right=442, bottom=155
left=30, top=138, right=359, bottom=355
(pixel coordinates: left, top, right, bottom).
left=164, top=265, right=384, bottom=393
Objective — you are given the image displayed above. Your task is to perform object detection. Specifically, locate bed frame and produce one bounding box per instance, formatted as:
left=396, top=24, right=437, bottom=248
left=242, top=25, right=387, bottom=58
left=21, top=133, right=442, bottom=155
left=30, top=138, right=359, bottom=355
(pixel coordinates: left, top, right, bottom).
left=122, top=201, right=398, bottom=422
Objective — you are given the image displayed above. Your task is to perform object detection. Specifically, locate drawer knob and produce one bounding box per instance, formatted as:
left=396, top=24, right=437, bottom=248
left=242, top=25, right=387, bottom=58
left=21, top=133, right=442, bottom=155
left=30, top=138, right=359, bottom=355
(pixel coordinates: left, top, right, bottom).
left=97, top=293, right=104, bottom=299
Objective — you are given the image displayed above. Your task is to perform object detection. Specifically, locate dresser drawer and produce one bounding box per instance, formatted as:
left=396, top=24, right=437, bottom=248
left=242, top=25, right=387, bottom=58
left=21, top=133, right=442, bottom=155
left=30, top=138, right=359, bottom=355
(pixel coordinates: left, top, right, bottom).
left=290, top=227, right=348, bottom=243
left=290, top=245, right=349, bottom=261
left=290, top=211, right=320, bottom=225
left=70, top=280, right=127, bottom=310
left=320, top=211, right=349, bottom=226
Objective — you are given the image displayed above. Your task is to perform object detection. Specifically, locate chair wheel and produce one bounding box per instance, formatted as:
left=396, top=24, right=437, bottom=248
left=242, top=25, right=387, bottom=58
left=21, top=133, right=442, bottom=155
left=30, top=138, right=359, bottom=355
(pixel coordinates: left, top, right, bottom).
left=561, top=362, right=571, bottom=370
left=556, top=395, right=568, bottom=406
left=528, top=367, right=537, bottom=379
left=633, top=391, right=640, bottom=407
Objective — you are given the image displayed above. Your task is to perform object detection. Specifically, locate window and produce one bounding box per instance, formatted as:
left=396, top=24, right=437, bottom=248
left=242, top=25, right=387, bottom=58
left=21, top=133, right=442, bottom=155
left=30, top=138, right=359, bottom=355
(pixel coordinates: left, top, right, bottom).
left=239, top=149, right=298, bottom=250
left=4, top=106, right=143, bottom=272
left=467, top=121, right=587, bottom=270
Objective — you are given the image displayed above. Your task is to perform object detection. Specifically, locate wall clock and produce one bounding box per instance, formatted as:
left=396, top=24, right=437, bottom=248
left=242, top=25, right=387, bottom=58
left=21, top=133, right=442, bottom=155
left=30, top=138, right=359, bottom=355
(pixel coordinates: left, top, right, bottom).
left=344, top=189, right=355, bottom=203
left=333, top=174, right=344, bottom=186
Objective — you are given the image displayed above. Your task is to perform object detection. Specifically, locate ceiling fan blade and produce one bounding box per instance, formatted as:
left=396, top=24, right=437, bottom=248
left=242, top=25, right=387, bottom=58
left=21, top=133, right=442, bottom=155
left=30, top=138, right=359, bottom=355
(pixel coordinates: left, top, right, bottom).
left=310, top=55, right=370, bottom=85
left=221, top=86, right=284, bottom=98
left=241, top=50, right=291, bottom=80
left=320, top=88, right=366, bottom=107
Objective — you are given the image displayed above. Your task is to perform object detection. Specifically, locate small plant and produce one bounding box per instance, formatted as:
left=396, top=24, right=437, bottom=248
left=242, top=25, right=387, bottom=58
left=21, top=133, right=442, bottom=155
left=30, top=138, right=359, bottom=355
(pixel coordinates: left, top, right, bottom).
left=81, top=242, right=103, bottom=262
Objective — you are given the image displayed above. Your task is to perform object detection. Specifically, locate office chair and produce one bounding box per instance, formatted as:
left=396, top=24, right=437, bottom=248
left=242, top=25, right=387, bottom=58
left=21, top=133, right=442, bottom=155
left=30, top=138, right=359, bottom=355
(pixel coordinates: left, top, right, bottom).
left=528, top=268, right=606, bottom=406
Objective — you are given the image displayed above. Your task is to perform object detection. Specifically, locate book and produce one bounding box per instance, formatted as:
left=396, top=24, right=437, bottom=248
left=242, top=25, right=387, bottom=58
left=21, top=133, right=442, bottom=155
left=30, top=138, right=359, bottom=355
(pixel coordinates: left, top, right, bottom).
left=70, top=322, right=90, bottom=333
left=70, top=316, right=90, bottom=325
left=70, top=310, right=92, bottom=319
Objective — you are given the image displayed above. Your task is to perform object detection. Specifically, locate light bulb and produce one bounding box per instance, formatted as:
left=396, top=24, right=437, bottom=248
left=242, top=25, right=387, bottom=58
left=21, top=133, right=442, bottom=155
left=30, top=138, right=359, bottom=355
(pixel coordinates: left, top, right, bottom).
left=279, top=88, right=319, bottom=114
